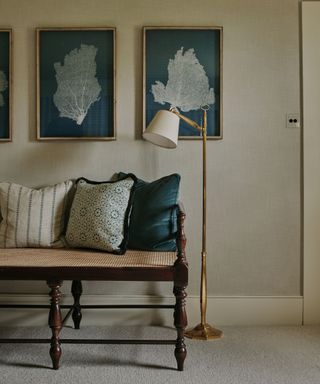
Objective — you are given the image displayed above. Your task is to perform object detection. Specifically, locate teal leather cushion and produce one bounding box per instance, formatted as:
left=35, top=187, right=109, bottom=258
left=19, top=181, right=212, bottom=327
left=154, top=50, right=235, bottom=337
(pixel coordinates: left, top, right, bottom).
left=117, top=173, right=180, bottom=251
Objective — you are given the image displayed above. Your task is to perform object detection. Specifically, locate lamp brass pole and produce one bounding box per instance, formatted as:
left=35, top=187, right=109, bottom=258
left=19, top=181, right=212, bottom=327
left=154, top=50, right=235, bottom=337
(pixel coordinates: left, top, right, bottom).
left=172, top=107, right=222, bottom=340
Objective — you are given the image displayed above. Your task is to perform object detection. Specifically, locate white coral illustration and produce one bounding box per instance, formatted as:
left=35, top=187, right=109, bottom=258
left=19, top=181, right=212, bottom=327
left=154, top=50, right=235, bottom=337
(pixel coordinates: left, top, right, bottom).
left=0, top=70, right=8, bottom=107
left=151, top=47, right=215, bottom=112
left=53, top=44, right=101, bottom=125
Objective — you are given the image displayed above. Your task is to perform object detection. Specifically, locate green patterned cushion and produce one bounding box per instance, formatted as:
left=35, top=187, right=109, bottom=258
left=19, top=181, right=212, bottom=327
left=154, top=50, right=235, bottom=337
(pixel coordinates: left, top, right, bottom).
left=0, top=180, right=73, bottom=248
left=65, top=176, right=136, bottom=254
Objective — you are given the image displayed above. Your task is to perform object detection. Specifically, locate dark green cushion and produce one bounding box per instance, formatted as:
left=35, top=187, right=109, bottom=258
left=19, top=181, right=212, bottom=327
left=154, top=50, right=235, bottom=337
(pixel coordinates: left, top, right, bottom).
left=117, top=173, right=180, bottom=251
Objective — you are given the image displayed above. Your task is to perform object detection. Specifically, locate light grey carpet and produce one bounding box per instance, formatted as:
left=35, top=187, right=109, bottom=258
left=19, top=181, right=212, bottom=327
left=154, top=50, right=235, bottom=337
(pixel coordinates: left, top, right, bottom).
left=0, top=326, right=320, bottom=384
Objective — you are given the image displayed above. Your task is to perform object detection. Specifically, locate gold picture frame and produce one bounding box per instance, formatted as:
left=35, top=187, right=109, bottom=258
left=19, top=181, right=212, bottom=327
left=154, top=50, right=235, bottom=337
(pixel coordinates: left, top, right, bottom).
left=143, top=26, right=223, bottom=140
left=36, top=27, right=116, bottom=141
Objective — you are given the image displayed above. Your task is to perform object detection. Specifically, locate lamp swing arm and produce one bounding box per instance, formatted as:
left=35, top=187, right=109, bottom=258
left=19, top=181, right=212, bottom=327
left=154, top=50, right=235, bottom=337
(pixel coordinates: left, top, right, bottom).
left=169, top=108, right=203, bottom=133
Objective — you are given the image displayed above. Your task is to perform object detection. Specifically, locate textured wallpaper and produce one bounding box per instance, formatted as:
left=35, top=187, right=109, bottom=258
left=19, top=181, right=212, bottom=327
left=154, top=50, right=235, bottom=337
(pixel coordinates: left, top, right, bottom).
left=0, top=0, right=301, bottom=297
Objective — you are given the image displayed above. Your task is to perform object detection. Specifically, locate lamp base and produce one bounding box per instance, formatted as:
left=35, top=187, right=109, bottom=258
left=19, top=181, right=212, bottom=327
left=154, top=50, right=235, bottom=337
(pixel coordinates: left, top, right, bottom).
left=185, top=323, right=223, bottom=340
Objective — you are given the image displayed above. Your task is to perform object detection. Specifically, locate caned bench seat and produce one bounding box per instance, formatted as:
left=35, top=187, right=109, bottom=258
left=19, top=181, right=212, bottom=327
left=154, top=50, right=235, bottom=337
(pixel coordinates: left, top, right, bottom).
left=0, top=248, right=178, bottom=281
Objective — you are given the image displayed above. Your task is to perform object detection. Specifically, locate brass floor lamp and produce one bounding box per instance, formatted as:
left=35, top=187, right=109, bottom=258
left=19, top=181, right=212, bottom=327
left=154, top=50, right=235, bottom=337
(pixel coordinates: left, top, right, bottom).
left=143, top=106, right=222, bottom=340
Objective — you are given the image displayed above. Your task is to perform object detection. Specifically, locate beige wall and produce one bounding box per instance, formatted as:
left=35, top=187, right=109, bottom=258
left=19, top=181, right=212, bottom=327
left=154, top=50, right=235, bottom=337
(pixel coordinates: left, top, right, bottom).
left=303, top=0, right=320, bottom=323
left=0, top=0, right=301, bottom=297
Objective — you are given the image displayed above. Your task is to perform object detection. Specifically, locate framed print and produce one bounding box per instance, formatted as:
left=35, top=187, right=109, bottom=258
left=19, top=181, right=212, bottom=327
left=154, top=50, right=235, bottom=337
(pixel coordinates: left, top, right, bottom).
left=143, top=27, right=222, bottom=139
left=37, top=28, right=115, bottom=140
left=0, top=29, right=12, bottom=142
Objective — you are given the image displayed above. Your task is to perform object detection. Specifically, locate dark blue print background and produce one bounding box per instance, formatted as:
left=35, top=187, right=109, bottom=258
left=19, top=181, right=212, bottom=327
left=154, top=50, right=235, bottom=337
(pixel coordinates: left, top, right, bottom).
left=39, top=30, right=114, bottom=138
left=145, top=29, right=221, bottom=138
left=0, top=31, right=10, bottom=139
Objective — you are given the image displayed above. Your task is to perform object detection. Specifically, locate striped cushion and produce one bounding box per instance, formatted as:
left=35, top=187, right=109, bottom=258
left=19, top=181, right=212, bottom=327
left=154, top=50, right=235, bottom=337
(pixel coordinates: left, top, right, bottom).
left=0, top=181, right=73, bottom=248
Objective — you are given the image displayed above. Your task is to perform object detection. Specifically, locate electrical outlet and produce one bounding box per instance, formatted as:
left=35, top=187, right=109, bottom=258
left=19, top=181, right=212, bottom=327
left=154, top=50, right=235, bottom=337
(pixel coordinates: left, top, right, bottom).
left=286, top=113, right=300, bottom=128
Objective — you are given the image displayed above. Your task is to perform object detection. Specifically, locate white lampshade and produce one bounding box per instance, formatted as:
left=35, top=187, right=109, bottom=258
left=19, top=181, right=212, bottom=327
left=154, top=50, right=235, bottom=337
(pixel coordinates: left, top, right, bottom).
left=143, top=110, right=180, bottom=148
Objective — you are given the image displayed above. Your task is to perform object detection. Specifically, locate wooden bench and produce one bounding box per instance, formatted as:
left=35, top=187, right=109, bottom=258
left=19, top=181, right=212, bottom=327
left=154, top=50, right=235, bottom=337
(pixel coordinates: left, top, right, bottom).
left=0, top=207, right=188, bottom=371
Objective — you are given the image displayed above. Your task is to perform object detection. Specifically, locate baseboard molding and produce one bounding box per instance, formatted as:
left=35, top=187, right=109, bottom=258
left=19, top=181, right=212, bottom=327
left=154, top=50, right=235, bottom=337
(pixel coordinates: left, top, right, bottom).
left=0, top=294, right=303, bottom=327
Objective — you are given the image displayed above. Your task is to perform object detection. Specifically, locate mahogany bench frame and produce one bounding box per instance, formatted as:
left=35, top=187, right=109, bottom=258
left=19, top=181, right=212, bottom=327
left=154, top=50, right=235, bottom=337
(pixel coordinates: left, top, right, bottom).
left=0, top=206, right=188, bottom=371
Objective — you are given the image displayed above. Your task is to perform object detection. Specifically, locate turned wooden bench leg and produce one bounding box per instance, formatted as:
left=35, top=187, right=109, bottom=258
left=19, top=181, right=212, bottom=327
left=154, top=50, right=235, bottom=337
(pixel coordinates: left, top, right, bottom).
left=173, top=285, right=187, bottom=371
left=71, top=280, right=82, bottom=329
left=173, top=205, right=188, bottom=371
left=47, top=280, right=63, bottom=370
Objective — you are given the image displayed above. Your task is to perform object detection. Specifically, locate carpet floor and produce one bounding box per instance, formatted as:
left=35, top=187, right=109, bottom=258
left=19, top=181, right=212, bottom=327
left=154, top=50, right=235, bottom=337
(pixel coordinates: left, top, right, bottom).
left=0, top=326, right=320, bottom=384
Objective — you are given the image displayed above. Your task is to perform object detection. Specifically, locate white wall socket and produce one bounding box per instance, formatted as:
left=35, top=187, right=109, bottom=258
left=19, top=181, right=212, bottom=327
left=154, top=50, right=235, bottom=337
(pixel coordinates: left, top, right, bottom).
left=286, top=113, right=301, bottom=128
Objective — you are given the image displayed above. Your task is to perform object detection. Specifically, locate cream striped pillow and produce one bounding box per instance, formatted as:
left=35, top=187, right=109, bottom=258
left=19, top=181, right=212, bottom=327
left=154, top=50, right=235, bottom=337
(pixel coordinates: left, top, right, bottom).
left=0, top=180, right=73, bottom=248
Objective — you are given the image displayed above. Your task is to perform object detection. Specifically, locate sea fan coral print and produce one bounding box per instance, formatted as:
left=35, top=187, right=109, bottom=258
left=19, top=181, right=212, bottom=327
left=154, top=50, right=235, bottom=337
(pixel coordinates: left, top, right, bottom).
left=0, top=70, right=8, bottom=107
left=151, top=47, right=215, bottom=112
left=53, top=44, right=102, bottom=125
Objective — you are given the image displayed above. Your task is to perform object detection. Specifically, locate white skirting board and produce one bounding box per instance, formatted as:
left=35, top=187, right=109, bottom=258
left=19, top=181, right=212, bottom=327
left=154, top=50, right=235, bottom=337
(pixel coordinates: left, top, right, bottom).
left=0, top=294, right=303, bottom=327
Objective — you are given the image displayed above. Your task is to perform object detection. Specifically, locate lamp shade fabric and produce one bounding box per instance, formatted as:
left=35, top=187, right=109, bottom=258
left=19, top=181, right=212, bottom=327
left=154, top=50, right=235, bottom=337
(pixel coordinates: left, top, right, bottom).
left=143, top=110, right=179, bottom=148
